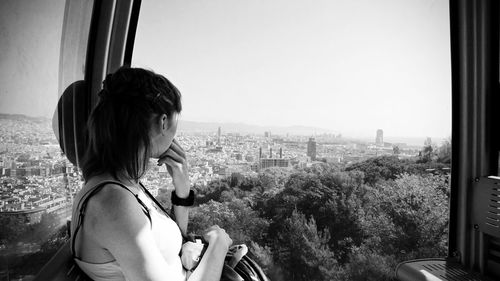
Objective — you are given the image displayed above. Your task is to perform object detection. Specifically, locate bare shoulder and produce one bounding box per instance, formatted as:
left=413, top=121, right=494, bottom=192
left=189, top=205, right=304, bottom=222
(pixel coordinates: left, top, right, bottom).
left=84, top=183, right=150, bottom=244
left=85, top=183, right=138, bottom=217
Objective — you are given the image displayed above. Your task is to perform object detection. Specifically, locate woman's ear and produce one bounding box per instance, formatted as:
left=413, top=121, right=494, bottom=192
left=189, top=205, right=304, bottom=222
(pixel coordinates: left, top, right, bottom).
left=161, top=114, right=168, bottom=133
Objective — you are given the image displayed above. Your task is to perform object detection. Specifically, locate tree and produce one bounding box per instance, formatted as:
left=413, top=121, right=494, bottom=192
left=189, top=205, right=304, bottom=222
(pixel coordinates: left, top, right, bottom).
left=6, top=223, right=69, bottom=277
left=0, top=215, right=29, bottom=243
left=189, top=198, right=269, bottom=245
left=359, top=173, right=449, bottom=260
left=192, top=155, right=450, bottom=281
left=345, top=156, right=406, bottom=185
left=342, top=244, right=397, bottom=281
left=273, top=210, right=339, bottom=281
left=193, top=179, right=231, bottom=205
left=31, top=212, right=60, bottom=244
left=393, top=145, right=400, bottom=155
left=260, top=170, right=367, bottom=263
left=437, top=137, right=451, bottom=164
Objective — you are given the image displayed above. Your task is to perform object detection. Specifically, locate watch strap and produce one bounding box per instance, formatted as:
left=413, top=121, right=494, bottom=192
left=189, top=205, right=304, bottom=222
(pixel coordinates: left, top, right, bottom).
left=171, top=190, right=195, bottom=206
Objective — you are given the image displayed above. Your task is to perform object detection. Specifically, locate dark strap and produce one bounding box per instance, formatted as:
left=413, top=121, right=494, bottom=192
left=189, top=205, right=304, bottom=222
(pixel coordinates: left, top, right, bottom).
left=71, top=180, right=152, bottom=258
left=138, top=182, right=171, bottom=218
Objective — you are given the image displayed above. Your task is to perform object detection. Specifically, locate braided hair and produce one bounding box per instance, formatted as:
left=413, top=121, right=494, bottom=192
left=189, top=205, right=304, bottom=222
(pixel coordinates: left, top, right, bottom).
left=82, top=66, right=182, bottom=182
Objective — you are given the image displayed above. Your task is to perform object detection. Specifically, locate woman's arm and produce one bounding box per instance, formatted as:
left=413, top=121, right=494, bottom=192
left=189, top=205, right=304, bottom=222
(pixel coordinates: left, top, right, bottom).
left=87, top=185, right=183, bottom=281
left=173, top=205, right=189, bottom=237
left=87, top=184, right=231, bottom=281
left=158, top=139, right=190, bottom=236
left=188, top=226, right=232, bottom=281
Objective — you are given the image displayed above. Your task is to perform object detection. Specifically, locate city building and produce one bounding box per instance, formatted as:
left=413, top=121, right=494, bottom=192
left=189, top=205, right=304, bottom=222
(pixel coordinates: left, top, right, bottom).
left=0, top=196, right=71, bottom=225
left=307, top=138, right=316, bottom=161
left=376, top=129, right=384, bottom=146
left=260, top=158, right=290, bottom=170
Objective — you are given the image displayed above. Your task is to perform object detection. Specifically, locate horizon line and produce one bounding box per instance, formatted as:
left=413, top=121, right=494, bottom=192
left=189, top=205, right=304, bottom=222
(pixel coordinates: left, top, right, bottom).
left=0, top=112, right=450, bottom=141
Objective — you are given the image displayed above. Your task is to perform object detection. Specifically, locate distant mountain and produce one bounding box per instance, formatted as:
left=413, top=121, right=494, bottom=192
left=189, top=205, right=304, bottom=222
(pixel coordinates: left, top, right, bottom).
left=351, top=136, right=447, bottom=147
left=178, top=120, right=335, bottom=136
left=0, top=113, right=50, bottom=122
left=0, top=112, right=333, bottom=135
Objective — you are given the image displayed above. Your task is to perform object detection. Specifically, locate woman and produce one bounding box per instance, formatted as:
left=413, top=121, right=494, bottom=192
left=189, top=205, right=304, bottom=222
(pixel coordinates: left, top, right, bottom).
left=70, top=66, right=232, bottom=281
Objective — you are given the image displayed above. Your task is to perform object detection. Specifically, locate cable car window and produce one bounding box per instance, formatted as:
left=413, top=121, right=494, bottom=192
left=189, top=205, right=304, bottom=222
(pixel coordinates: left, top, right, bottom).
left=133, top=0, right=451, bottom=280
left=0, top=0, right=93, bottom=278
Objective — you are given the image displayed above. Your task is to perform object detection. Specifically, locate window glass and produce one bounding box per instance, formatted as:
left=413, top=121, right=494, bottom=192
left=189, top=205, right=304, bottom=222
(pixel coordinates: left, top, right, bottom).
left=134, top=1, right=451, bottom=280
left=0, top=0, right=93, bottom=278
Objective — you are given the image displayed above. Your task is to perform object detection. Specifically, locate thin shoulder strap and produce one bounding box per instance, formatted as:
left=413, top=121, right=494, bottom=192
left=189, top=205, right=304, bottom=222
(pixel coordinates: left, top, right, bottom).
left=138, top=182, right=171, bottom=218
left=71, top=180, right=152, bottom=258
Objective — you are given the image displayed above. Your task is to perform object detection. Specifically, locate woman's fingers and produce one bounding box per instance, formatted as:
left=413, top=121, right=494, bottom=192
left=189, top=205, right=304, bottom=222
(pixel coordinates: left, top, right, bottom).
left=206, top=225, right=221, bottom=231
left=158, top=154, right=182, bottom=169
left=203, top=225, right=232, bottom=248
left=170, top=139, right=186, bottom=158
left=173, top=138, right=182, bottom=147
left=158, top=149, right=184, bottom=165
left=158, top=139, right=185, bottom=161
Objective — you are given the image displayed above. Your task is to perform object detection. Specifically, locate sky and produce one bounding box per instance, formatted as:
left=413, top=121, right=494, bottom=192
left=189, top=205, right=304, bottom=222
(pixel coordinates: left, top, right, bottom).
left=0, top=0, right=64, bottom=119
left=0, top=0, right=451, bottom=140
left=133, top=0, right=451, bottom=139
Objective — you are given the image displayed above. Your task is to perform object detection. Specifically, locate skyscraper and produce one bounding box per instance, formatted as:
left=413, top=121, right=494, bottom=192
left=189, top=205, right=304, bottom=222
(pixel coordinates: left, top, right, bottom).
left=217, top=127, right=221, bottom=145
left=307, top=138, right=316, bottom=161
left=376, top=129, right=384, bottom=146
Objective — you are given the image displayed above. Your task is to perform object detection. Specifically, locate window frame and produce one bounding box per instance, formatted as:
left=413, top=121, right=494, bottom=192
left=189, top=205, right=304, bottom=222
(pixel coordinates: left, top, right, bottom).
left=85, top=0, right=500, bottom=278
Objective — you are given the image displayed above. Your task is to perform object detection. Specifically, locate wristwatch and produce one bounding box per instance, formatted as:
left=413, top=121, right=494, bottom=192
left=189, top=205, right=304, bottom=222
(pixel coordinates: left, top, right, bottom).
left=171, top=190, right=195, bottom=206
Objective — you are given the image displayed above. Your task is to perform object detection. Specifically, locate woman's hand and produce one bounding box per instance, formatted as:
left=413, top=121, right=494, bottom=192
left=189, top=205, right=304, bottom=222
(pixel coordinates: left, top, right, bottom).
left=181, top=241, right=204, bottom=271
left=185, top=225, right=232, bottom=281
left=157, top=139, right=190, bottom=197
left=203, top=225, right=233, bottom=251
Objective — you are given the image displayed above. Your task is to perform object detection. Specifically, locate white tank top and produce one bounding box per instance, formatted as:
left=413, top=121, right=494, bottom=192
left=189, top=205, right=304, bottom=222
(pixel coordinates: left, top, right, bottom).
left=70, top=180, right=186, bottom=281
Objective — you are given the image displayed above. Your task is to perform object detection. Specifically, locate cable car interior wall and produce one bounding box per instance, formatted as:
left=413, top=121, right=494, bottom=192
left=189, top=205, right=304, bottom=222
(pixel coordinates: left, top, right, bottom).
left=28, top=0, right=500, bottom=280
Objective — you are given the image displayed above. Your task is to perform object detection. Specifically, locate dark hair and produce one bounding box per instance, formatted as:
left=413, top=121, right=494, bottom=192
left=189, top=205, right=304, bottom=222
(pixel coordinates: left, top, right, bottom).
left=81, top=66, right=182, bottom=182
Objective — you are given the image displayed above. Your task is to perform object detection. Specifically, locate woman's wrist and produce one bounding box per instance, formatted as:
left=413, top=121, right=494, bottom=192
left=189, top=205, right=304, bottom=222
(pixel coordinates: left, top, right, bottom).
left=206, top=240, right=230, bottom=256
left=172, top=178, right=190, bottom=198
left=174, top=190, right=190, bottom=198
left=173, top=181, right=191, bottom=195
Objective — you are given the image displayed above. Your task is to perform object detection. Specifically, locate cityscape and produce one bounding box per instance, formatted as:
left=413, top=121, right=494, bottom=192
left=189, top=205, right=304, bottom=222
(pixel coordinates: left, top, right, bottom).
left=0, top=112, right=435, bottom=275
left=0, top=113, right=427, bottom=219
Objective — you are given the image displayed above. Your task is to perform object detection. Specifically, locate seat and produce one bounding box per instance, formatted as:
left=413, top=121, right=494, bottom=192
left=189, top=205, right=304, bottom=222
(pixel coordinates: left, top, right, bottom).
left=52, top=80, right=89, bottom=167
left=396, top=258, right=495, bottom=281
left=34, top=81, right=91, bottom=280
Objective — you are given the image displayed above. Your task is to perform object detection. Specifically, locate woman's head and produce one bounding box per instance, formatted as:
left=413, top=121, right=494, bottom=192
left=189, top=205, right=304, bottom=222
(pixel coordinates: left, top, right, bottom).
left=82, top=66, right=182, bottom=181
